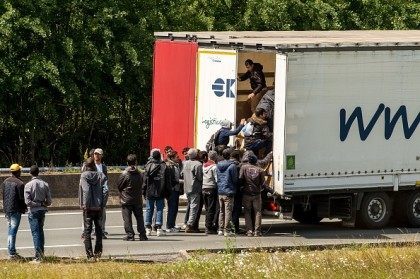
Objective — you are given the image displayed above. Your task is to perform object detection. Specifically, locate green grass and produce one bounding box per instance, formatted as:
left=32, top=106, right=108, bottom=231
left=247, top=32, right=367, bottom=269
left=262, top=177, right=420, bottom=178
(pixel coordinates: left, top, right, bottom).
left=1, top=244, right=419, bottom=278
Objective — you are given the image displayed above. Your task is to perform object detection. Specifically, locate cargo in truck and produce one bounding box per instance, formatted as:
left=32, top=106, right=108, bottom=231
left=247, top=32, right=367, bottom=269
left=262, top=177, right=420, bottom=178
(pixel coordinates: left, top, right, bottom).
left=151, top=31, right=420, bottom=229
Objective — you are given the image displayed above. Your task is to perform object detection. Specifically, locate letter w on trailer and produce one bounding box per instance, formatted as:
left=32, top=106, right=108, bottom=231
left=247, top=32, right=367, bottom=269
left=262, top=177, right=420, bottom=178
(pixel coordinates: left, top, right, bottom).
left=152, top=31, right=420, bottom=229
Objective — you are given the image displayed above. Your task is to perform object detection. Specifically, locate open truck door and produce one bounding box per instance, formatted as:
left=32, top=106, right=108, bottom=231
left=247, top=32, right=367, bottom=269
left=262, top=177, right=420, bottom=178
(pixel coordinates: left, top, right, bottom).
left=273, top=54, right=288, bottom=195
left=195, top=49, right=238, bottom=150
left=151, top=40, right=198, bottom=154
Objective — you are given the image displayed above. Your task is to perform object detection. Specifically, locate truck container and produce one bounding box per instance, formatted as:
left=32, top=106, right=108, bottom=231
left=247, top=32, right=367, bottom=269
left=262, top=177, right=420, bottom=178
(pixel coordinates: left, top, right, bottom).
left=151, top=31, right=420, bottom=228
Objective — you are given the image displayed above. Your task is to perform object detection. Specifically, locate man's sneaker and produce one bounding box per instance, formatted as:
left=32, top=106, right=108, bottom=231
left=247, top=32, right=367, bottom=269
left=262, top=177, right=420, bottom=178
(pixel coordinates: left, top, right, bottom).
left=9, top=254, right=24, bottom=261
left=103, top=231, right=109, bottom=236
left=156, top=229, right=166, bottom=236
left=30, top=258, right=41, bottom=264
left=174, top=225, right=182, bottom=231
left=217, top=230, right=224, bottom=236
left=139, top=235, right=148, bottom=241
left=246, top=231, right=254, bottom=237
left=123, top=235, right=135, bottom=241
left=102, top=233, right=108, bottom=239
left=181, top=224, right=187, bottom=230
left=145, top=228, right=152, bottom=236
left=254, top=231, right=262, bottom=237
left=166, top=228, right=180, bottom=233
left=224, top=231, right=235, bottom=237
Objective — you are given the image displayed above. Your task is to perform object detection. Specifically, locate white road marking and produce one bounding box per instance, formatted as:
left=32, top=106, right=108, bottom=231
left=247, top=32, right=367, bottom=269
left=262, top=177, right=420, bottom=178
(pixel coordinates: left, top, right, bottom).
left=0, top=244, right=83, bottom=251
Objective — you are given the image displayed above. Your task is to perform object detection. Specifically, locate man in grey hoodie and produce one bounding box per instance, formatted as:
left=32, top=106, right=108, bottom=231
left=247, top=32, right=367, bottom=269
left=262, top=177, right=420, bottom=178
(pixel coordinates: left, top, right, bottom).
left=202, top=151, right=218, bottom=234
left=79, top=158, right=108, bottom=260
left=182, top=148, right=203, bottom=233
left=24, top=165, right=52, bottom=262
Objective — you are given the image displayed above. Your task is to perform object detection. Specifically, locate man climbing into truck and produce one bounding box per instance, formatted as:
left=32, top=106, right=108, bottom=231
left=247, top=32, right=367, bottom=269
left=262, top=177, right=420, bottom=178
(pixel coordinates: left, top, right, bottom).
left=238, top=59, right=268, bottom=113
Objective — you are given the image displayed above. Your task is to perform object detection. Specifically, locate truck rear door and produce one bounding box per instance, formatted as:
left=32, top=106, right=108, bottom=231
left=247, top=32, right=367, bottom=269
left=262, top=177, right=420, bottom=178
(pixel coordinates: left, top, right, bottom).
left=273, top=54, right=288, bottom=195
left=195, top=49, right=238, bottom=150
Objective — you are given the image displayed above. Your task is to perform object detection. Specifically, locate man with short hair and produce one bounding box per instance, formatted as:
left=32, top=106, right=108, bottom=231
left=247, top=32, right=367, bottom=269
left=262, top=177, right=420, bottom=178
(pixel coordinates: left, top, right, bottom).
left=165, top=151, right=181, bottom=232
left=182, top=148, right=203, bottom=233
left=230, top=150, right=243, bottom=234
left=93, top=148, right=109, bottom=239
left=216, top=149, right=238, bottom=236
left=79, top=158, right=108, bottom=260
left=1, top=164, right=26, bottom=260
left=117, top=154, right=148, bottom=241
left=238, top=59, right=268, bottom=113
left=24, top=165, right=52, bottom=262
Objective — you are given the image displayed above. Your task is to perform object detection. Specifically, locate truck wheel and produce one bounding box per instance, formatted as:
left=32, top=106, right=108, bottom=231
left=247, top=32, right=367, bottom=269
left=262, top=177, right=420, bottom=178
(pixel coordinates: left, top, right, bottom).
left=293, top=204, right=323, bottom=225
left=357, top=192, right=391, bottom=229
left=406, top=191, right=420, bottom=227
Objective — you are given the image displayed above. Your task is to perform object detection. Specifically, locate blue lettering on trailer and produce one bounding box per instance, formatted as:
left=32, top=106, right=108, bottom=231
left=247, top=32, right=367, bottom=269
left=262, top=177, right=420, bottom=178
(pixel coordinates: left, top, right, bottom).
left=212, top=78, right=235, bottom=98
left=340, top=104, right=420, bottom=141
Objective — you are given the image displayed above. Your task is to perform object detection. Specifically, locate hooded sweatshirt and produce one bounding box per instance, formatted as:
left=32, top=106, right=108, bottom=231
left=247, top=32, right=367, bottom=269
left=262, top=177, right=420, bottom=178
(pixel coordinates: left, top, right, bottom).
left=216, top=160, right=238, bottom=196
left=203, top=160, right=217, bottom=190
left=143, top=158, right=171, bottom=199
left=79, top=171, right=107, bottom=211
left=182, top=159, right=203, bottom=194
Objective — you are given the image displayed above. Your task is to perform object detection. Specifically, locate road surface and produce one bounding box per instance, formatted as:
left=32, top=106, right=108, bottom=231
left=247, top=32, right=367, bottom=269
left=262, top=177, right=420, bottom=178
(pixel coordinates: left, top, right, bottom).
left=0, top=209, right=419, bottom=260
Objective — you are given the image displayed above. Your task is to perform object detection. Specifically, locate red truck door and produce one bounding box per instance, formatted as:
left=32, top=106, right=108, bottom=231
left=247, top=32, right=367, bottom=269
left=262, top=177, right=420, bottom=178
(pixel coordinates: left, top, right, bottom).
left=151, top=40, right=198, bottom=156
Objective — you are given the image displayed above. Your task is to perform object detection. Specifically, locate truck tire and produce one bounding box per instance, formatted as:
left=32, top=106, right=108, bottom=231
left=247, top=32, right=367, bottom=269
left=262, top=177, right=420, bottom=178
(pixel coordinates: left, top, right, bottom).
left=293, top=204, right=323, bottom=225
left=406, top=191, right=420, bottom=228
left=357, top=192, right=392, bottom=229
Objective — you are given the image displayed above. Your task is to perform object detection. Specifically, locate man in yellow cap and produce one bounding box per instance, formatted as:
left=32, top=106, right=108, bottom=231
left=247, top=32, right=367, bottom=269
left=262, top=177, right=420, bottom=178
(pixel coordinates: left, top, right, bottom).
left=1, top=164, right=27, bottom=259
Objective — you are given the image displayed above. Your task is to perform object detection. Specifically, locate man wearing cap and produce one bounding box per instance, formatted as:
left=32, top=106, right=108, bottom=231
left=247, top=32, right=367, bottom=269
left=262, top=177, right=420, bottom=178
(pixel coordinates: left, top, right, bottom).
left=217, top=119, right=246, bottom=147
left=93, top=148, right=109, bottom=239
left=1, top=164, right=27, bottom=259
left=24, top=165, right=52, bottom=262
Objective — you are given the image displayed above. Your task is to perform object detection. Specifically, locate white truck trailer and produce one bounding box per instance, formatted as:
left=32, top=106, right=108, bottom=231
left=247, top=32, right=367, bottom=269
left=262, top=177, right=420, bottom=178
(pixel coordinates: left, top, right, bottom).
left=152, top=31, right=420, bottom=228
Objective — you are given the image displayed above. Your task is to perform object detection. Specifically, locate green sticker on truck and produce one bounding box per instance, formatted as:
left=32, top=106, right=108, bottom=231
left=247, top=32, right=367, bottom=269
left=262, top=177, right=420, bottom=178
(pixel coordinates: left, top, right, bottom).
left=286, top=155, right=295, bottom=170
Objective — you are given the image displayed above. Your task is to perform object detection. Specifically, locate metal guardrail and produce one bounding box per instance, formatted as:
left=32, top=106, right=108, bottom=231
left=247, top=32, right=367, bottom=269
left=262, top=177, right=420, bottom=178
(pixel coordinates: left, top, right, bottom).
left=0, top=166, right=128, bottom=173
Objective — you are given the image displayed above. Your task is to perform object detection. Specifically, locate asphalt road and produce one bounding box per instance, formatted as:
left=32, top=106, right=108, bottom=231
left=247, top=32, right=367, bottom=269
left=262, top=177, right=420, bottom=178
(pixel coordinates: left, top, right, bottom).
left=0, top=208, right=419, bottom=260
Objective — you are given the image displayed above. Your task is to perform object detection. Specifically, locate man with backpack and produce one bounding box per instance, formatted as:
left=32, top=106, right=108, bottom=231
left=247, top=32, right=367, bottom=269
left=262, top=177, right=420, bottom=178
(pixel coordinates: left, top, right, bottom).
left=206, top=119, right=246, bottom=151
left=117, top=154, right=148, bottom=241
left=143, top=149, right=171, bottom=237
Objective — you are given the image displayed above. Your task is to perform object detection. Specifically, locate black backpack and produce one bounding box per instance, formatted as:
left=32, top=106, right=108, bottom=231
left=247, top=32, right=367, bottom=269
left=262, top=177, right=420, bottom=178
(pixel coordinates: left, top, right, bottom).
left=206, top=129, right=222, bottom=152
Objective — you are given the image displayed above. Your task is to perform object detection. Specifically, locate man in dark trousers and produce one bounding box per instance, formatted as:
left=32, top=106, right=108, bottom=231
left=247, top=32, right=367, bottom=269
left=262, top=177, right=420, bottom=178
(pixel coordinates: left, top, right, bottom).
left=117, top=154, right=148, bottom=241
left=238, top=59, right=268, bottom=113
left=79, top=158, right=108, bottom=260
left=24, top=165, right=52, bottom=263
left=1, top=164, right=26, bottom=259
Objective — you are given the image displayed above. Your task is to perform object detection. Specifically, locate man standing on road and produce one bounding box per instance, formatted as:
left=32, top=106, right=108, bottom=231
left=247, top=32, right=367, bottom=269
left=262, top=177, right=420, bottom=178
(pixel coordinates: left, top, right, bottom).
left=230, top=150, right=242, bottom=234
left=202, top=151, right=218, bottom=234
left=1, top=164, right=26, bottom=260
left=24, top=165, right=52, bottom=262
left=79, top=158, right=108, bottom=260
left=239, top=154, right=266, bottom=237
left=143, top=149, right=171, bottom=237
left=216, top=149, right=238, bottom=236
left=166, top=151, right=182, bottom=233
left=182, top=148, right=203, bottom=233
left=117, top=154, right=148, bottom=241
left=93, top=148, right=109, bottom=239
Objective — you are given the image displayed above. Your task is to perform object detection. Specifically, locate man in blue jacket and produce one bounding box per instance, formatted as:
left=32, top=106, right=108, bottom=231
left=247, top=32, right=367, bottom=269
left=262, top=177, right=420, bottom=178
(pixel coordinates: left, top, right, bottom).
left=216, top=149, right=238, bottom=236
left=217, top=119, right=246, bottom=146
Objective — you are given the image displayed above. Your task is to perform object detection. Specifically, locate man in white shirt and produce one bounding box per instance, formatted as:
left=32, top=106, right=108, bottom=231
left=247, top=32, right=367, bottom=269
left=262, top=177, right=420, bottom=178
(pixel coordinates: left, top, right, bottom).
left=94, top=148, right=109, bottom=239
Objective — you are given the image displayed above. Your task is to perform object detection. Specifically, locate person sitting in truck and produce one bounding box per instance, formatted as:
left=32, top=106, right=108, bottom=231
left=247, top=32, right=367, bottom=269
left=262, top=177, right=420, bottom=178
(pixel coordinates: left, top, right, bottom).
left=217, top=119, right=246, bottom=146
left=244, top=108, right=273, bottom=157
left=238, top=59, right=268, bottom=113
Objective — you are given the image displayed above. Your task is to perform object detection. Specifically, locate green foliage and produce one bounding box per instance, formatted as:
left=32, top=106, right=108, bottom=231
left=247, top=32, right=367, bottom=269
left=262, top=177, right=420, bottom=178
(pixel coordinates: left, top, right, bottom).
left=0, top=0, right=419, bottom=166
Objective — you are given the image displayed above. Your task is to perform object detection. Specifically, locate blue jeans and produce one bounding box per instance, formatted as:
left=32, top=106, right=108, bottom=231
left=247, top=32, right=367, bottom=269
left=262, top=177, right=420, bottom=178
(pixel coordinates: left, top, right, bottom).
left=28, top=210, right=47, bottom=259
left=166, top=190, right=180, bottom=229
left=6, top=212, right=22, bottom=256
left=145, top=198, right=164, bottom=228
left=248, top=139, right=272, bottom=156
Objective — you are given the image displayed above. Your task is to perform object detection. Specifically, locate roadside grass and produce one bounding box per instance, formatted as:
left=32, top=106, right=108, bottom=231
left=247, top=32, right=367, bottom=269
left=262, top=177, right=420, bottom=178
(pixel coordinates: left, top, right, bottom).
left=0, top=243, right=419, bottom=279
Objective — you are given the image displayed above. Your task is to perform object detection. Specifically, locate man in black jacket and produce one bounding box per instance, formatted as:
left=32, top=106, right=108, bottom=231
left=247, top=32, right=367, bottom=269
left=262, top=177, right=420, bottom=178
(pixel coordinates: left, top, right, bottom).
left=238, top=59, right=268, bottom=113
left=143, top=149, right=172, bottom=237
left=1, top=164, right=26, bottom=259
left=79, top=158, right=108, bottom=260
left=117, top=154, right=148, bottom=241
